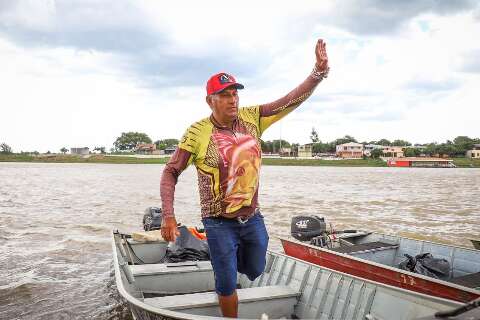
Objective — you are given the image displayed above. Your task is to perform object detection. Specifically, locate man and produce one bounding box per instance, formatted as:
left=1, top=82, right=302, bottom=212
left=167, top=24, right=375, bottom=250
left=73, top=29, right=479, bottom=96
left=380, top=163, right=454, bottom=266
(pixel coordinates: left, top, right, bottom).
left=160, top=39, right=329, bottom=318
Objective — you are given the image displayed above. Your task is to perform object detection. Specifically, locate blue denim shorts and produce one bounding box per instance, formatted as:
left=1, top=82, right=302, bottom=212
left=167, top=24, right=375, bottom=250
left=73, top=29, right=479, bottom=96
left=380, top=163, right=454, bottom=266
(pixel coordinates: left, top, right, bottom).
left=202, top=212, right=269, bottom=296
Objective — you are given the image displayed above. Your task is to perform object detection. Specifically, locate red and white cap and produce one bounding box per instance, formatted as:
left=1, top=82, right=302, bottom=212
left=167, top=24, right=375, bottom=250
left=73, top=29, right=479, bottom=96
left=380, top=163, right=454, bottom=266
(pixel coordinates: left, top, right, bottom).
left=206, top=72, right=244, bottom=96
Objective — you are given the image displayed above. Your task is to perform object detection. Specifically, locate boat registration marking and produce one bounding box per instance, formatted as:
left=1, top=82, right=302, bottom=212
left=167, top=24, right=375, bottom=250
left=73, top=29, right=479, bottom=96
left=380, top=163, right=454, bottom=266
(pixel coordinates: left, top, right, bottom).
left=400, top=274, right=416, bottom=286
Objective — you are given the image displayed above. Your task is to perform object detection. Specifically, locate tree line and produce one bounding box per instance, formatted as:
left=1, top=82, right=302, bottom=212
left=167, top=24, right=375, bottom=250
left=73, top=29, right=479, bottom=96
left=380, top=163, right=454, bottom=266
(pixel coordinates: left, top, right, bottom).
left=2, top=130, right=478, bottom=157
left=113, top=132, right=178, bottom=151
left=0, top=142, right=12, bottom=154
left=401, top=136, right=480, bottom=158
left=0, top=132, right=179, bottom=155
left=307, top=128, right=480, bottom=158
left=112, top=130, right=480, bottom=157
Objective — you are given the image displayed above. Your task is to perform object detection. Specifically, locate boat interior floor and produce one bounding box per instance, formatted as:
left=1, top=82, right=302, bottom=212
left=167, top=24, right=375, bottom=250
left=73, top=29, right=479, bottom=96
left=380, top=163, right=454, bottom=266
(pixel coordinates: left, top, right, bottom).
left=331, top=241, right=399, bottom=254
left=450, top=272, right=480, bottom=289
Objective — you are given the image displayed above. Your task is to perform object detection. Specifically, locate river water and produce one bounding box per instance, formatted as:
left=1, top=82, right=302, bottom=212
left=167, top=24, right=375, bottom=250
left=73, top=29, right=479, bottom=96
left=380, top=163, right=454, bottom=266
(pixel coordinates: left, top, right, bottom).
left=1, top=163, right=479, bottom=319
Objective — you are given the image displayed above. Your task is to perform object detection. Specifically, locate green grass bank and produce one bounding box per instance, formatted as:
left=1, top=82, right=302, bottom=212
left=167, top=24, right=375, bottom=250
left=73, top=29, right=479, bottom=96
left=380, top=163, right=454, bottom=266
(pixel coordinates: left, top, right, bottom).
left=0, top=154, right=170, bottom=164
left=1, top=154, right=479, bottom=167
left=451, top=158, right=480, bottom=168
left=261, top=158, right=387, bottom=167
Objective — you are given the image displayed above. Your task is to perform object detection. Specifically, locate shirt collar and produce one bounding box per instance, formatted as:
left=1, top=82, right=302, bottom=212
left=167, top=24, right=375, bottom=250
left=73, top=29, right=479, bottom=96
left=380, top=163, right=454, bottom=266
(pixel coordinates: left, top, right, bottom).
left=209, top=114, right=238, bottom=130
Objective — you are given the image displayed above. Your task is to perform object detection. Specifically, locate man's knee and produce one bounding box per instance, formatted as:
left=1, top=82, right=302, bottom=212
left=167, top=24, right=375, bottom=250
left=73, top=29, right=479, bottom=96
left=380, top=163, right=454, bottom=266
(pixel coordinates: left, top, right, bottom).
left=244, top=260, right=266, bottom=281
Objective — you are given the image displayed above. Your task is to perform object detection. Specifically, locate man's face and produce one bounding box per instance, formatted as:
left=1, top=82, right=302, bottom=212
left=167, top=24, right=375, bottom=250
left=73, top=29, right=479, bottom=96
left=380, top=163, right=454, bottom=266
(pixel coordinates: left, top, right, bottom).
left=208, top=87, right=239, bottom=121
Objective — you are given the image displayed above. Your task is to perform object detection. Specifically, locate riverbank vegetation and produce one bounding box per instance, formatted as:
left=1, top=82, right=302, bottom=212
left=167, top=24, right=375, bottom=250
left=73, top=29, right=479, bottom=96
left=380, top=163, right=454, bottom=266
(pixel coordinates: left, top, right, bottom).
left=305, top=131, right=480, bottom=158
left=262, top=158, right=387, bottom=167
left=451, top=158, right=480, bottom=168
left=2, top=133, right=480, bottom=167
left=2, top=154, right=479, bottom=167
left=0, top=154, right=170, bottom=164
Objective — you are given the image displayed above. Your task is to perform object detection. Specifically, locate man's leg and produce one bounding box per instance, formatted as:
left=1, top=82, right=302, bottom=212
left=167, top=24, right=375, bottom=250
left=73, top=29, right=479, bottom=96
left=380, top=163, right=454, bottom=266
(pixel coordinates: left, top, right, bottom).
left=238, top=213, right=269, bottom=280
left=202, top=218, right=240, bottom=318
left=218, top=291, right=238, bottom=318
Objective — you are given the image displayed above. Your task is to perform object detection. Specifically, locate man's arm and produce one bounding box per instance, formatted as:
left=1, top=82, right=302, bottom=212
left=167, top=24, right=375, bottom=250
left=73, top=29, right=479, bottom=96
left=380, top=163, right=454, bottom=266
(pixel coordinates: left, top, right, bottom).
left=259, top=39, right=329, bottom=133
left=160, top=147, right=191, bottom=242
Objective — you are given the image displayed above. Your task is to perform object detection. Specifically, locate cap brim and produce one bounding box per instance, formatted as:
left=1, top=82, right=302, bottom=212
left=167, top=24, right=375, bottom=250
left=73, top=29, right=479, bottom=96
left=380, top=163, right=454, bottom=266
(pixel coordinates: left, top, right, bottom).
left=212, top=83, right=244, bottom=95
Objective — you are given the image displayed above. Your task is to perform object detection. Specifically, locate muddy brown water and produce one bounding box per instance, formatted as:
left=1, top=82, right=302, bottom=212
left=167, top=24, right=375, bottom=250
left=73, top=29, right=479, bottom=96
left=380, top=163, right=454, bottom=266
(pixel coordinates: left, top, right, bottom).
left=1, top=163, right=479, bottom=319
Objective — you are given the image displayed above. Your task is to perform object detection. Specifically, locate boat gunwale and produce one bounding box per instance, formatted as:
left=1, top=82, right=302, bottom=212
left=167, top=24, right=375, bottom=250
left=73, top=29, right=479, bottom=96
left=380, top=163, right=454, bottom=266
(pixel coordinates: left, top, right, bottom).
left=359, top=231, right=480, bottom=252
left=279, top=235, right=480, bottom=295
left=112, top=230, right=462, bottom=320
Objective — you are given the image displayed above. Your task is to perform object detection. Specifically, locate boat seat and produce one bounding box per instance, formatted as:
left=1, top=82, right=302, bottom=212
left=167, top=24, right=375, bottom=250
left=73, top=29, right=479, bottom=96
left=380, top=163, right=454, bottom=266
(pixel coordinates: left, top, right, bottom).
left=450, top=272, right=480, bottom=289
left=144, top=285, right=300, bottom=319
left=130, top=260, right=213, bottom=276
left=130, top=261, right=216, bottom=294
left=332, top=241, right=399, bottom=254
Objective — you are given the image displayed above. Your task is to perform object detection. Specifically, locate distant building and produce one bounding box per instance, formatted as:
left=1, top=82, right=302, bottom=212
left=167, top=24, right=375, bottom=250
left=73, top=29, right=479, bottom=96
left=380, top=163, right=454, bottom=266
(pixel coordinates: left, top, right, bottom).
left=336, top=142, right=363, bottom=158
left=363, top=144, right=383, bottom=157
left=279, top=147, right=293, bottom=157
left=298, top=144, right=313, bottom=158
left=71, top=147, right=89, bottom=155
left=136, top=143, right=156, bottom=155
left=466, top=144, right=480, bottom=158
left=382, top=146, right=404, bottom=158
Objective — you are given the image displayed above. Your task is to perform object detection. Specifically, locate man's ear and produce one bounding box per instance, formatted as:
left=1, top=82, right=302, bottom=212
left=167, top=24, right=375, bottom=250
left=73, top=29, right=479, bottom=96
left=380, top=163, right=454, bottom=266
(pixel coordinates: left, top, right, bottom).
left=206, top=95, right=213, bottom=108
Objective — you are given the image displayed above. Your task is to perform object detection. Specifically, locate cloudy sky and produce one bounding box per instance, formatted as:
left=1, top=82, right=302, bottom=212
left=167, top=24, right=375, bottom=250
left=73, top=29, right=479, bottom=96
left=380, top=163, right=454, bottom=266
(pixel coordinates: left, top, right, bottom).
left=1, top=0, right=479, bottom=152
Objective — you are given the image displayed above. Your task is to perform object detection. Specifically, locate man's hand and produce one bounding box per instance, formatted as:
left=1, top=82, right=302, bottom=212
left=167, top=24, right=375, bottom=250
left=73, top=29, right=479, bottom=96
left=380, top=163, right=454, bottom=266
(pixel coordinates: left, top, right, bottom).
left=315, top=39, right=329, bottom=72
left=161, top=216, right=180, bottom=242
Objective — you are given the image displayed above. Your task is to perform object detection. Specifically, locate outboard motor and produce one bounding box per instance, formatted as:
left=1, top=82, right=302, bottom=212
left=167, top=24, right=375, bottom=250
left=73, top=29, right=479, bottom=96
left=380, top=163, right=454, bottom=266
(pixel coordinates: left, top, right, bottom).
left=143, top=207, right=163, bottom=231
left=291, top=215, right=327, bottom=241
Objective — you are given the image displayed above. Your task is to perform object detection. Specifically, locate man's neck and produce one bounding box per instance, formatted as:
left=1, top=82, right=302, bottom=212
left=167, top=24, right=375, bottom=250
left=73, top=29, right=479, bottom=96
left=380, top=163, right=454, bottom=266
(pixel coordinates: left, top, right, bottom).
left=211, top=114, right=235, bottom=129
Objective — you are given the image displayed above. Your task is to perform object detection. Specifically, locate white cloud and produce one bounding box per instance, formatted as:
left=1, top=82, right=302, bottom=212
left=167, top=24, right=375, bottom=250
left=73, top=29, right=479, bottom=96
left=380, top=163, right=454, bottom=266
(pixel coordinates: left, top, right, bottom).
left=0, top=38, right=207, bottom=152
left=0, top=0, right=56, bottom=31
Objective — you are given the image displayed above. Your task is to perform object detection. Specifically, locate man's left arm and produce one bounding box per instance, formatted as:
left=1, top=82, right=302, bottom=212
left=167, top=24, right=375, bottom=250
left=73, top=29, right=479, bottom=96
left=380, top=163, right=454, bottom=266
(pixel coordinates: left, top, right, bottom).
left=258, top=39, right=329, bottom=134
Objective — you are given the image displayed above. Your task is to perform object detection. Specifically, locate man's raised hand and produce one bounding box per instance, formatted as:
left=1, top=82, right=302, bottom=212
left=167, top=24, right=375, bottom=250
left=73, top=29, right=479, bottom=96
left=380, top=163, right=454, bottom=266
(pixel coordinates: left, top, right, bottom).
left=315, top=39, right=329, bottom=72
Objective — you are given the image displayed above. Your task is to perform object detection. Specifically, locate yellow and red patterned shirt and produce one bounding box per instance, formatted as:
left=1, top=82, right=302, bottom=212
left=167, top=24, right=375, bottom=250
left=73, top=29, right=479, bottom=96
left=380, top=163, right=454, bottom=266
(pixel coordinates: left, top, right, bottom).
left=161, top=72, right=324, bottom=219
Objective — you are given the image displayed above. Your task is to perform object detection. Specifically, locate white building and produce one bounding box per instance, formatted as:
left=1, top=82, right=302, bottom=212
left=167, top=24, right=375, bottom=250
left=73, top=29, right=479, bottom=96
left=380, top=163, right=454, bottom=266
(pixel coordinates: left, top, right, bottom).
left=363, top=144, right=383, bottom=157
left=298, top=144, right=313, bottom=158
left=466, top=144, right=480, bottom=158
left=336, top=142, right=364, bottom=158
left=382, top=146, right=404, bottom=158
left=70, top=147, right=89, bottom=155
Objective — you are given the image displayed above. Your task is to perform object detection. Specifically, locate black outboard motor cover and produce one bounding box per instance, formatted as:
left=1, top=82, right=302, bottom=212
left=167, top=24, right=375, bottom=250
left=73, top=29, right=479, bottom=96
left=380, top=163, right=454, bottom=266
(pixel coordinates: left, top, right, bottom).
left=291, top=216, right=327, bottom=241
left=143, top=207, right=163, bottom=231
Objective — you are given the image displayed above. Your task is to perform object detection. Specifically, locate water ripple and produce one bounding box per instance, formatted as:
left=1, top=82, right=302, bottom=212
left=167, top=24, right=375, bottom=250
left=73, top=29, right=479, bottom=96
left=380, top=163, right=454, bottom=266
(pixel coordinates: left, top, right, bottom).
left=0, top=163, right=479, bottom=319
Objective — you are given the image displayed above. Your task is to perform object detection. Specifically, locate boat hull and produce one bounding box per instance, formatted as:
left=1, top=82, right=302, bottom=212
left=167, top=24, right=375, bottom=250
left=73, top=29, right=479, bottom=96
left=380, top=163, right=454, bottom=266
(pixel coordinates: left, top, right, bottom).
left=113, top=230, right=463, bottom=319
left=281, top=237, right=480, bottom=303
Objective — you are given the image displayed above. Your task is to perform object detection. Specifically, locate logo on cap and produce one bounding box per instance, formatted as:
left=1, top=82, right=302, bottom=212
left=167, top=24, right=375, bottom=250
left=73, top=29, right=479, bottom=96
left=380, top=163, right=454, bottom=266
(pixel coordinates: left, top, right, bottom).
left=219, top=74, right=233, bottom=84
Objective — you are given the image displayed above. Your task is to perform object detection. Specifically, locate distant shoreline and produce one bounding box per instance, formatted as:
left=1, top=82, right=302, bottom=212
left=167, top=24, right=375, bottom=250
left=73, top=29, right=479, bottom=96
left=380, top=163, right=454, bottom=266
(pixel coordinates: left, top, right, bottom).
left=1, top=154, right=480, bottom=167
